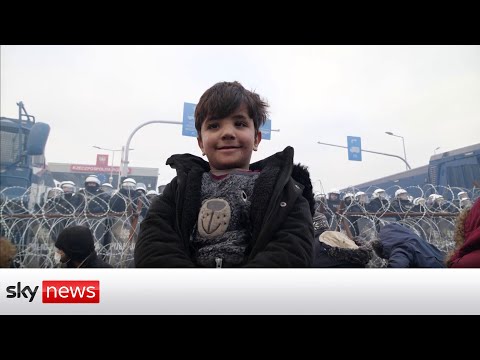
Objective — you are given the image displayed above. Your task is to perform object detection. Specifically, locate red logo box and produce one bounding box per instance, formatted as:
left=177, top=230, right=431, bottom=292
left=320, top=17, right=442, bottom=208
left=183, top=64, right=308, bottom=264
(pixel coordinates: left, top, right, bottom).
left=42, top=281, right=100, bottom=303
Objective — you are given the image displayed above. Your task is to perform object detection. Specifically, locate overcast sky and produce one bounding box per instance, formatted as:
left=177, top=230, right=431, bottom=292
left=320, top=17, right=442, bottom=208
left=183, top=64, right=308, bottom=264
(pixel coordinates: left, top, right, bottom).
left=2, top=45, right=479, bottom=193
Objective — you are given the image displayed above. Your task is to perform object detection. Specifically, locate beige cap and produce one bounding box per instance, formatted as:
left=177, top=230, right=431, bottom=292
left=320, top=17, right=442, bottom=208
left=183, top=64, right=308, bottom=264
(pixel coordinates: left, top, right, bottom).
left=319, top=231, right=359, bottom=249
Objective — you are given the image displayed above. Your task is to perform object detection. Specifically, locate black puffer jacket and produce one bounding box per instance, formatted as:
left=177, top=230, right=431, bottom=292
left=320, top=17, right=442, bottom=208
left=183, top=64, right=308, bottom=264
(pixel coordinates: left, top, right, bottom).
left=134, top=146, right=315, bottom=267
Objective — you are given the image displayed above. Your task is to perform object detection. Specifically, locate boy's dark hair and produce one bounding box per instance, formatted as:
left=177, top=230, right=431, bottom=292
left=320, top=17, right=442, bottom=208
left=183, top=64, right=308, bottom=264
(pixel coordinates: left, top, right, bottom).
left=194, top=81, right=269, bottom=136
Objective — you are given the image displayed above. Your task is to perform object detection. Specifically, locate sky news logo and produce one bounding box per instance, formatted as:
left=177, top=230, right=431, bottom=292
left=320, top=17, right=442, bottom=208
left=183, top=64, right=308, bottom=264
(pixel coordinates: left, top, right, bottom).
left=5, top=281, right=100, bottom=303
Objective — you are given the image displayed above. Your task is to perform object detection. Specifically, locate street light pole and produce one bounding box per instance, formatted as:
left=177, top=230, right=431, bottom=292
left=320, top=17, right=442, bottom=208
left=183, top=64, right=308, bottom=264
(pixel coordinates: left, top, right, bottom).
left=434, top=147, right=440, bottom=155
left=385, top=132, right=408, bottom=171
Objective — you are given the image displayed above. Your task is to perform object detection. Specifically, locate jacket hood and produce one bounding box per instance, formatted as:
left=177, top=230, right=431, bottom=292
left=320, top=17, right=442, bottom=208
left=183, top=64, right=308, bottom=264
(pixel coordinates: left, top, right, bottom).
left=313, top=239, right=372, bottom=267
left=463, top=198, right=480, bottom=248
left=166, top=146, right=315, bottom=216
left=55, top=226, right=95, bottom=261
left=327, top=245, right=372, bottom=265
left=447, top=197, right=480, bottom=266
left=318, top=231, right=372, bottom=265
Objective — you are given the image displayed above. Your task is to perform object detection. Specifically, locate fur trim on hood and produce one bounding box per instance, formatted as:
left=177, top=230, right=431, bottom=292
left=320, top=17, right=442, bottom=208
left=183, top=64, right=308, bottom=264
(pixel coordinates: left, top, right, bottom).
left=327, top=245, right=372, bottom=265
left=313, top=236, right=373, bottom=267
left=291, top=163, right=315, bottom=216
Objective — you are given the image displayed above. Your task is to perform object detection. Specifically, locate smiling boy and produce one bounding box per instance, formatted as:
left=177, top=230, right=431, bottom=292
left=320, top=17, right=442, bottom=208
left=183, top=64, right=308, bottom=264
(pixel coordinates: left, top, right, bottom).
left=134, top=81, right=315, bottom=267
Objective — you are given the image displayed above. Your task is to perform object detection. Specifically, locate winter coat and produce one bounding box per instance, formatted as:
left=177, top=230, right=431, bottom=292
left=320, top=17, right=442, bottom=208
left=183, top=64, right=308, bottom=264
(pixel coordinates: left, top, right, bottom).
left=134, top=146, right=315, bottom=267
left=410, top=204, right=427, bottom=213
left=366, top=198, right=390, bottom=232
left=110, top=188, right=138, bottom=213
left=42, top=197, right=66, bottom=214
left=376, top=223, right=446, bottom=268
left=78, top=189, right=110, bottom=214
left=366, top=198, right=389, bottom=213
left=430, top=202, right=455, bottom=213
left=447, top=197, right=480, bottom=267
left=388, top=199, right=413, bottom=221
left=62, top=193, right=84, bottom=214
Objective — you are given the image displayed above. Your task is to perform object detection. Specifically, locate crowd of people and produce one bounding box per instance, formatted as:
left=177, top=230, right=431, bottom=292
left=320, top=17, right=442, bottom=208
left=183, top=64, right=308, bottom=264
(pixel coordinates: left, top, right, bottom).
left=1, top=174, right=162, bottom=218
left=1, top=174, right=162, bottom=268
left=316, top=188, right=472, bottom=220
left=313, top=187, right=473, bottom=237
left=38, top=175, right=158, bottom=217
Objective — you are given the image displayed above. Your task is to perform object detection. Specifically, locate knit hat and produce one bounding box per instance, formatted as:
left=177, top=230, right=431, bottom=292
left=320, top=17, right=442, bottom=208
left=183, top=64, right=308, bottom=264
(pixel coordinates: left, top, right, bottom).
left=319, top=231, right=358, bottom=249
left=55, top=226, right=95, bottom=261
